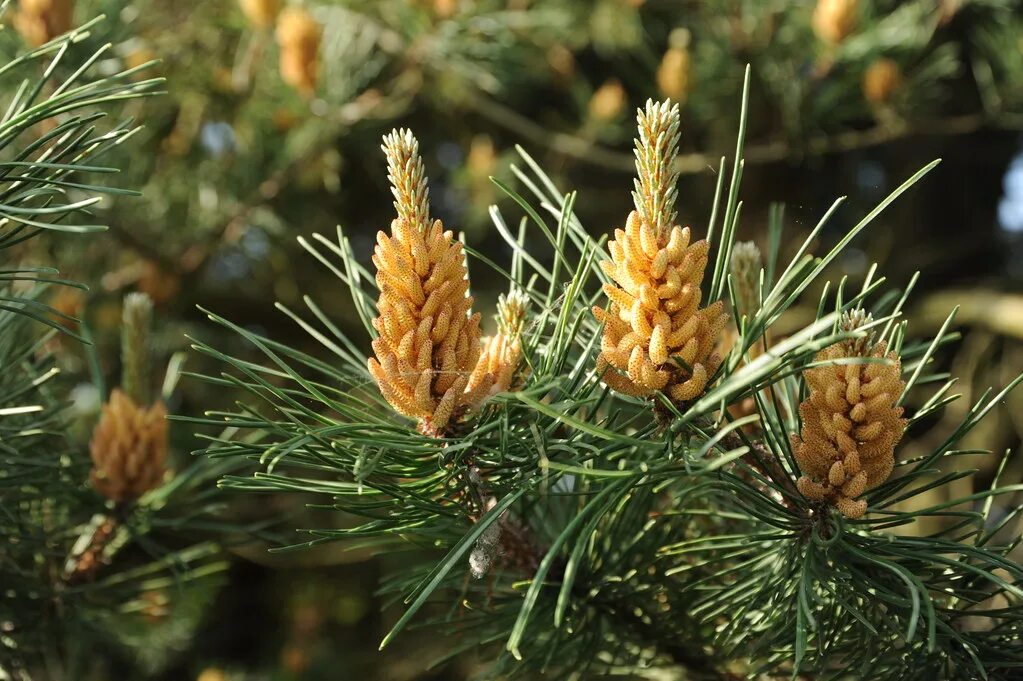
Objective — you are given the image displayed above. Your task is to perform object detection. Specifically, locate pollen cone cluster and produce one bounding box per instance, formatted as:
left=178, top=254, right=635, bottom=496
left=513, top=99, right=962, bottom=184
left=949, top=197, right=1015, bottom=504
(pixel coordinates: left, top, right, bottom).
left=656, top=28, right=691, bottom=104
left=276, top=7, right=320, bottom=96
left=811, top=0, right=858, bottom=45
left=792, top=314, right=906, bottom=519
left=14, top=0, right=74, bottom=47
left=89, top=390, right=168, bottom=504
left=239, top=0, right=280, bottom=28
left=593, top=100, right=727, bottom=404
left=469, top=288, right=529, bottom=396
left=862, top=58, right=902, bottom=106
left=368, top=130, right=493, bottom=435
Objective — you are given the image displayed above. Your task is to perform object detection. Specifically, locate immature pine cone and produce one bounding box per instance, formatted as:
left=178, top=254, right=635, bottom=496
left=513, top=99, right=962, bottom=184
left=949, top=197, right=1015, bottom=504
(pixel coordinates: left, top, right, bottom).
left=14, top=0, right=74, bottom=47
left=792, top=314, right=906, bottom=519
left=238, top=0, right=280, bottom=28
left=811, top=0, right=858, bottom=45
left=276, top=7, right=320, bottom=96
left=89, top=390, right=168, bottom=503
left=468, top=288, right=529, bottom=396
left=593, top=100, right=727, bottom=404
left=368, top=130, right=493, bottom=435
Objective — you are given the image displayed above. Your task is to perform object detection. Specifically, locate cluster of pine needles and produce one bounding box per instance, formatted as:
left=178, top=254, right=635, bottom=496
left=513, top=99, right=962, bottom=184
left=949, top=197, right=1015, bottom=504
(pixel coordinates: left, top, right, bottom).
left=183, top=68, right=1023, bottom=679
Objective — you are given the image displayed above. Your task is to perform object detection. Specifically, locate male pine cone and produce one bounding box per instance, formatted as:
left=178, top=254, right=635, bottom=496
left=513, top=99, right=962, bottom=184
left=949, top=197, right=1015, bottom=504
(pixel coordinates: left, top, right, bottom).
left=276, top=7, right=320, bottom=96
left=239, top=0, right=280, bottom=28
left=89, top=390, right=168, bottom=504
left=368, top=130, right=493, bottom=435
left=811, top=0, right=858, bottom=45
left=792, top=325, right=906, bottom=519
left=468, top=288, right=529, bottom=396
left=593, top=100, right=727, bottom=404
left=14, top=0, right=74, bottom=47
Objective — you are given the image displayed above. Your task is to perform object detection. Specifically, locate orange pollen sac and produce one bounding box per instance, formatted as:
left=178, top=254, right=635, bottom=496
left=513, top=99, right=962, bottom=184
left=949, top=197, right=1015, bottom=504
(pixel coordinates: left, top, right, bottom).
left=791, top=339, right=907, bottom=519
left=89, top=389, right=168, bottom=504
left=593, top=210, right=727, bottom=405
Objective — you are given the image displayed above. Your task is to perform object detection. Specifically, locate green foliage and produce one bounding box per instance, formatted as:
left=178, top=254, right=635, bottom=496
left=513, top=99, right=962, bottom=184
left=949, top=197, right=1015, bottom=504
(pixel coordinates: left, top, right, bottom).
left=0, top=15, right=255, bottom=680
left=2, top=2, right=1022, bottom=679
left=187, top=70, right=1023, bottom=678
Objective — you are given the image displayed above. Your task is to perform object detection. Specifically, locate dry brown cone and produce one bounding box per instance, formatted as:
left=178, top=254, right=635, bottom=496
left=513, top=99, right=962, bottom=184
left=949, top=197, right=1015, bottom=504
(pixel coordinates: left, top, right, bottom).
left=276, top=7, right=320, bottom=96
left=89, top=389, right=168, bottom=504
left=239, top=0, right=281, bottom=28
left=593, top=100, right=728, bottom=405
left=811, top=0, right=858, bottom=45
left=368, top=129, right=493, bottom=436
left=468, top=287, right=529, bottom=397
left=14, top=0, right=74, bottom=47
left=791, top=311, right=907, bottom=519
left=63, top=514, right=118, bottom=584
left=862, top=58, right=902, bottom=106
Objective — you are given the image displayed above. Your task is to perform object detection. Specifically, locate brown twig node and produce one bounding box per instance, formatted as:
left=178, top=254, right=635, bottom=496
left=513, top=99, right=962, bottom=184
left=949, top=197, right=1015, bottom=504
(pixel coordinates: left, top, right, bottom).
left=368, top=129, right=493, bottom=436
left=593, top=100, right=728, bottom=405
left=791, top=311, right=907, bottom=519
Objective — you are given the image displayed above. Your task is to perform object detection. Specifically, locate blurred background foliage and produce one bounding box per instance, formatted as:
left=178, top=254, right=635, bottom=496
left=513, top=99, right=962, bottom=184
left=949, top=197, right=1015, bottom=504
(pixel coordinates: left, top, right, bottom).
left=3, top=0, right=1023, bottom=679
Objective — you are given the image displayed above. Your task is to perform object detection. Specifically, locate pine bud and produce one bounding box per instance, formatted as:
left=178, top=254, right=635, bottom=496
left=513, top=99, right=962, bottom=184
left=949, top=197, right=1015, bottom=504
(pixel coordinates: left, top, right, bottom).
left=811, top=0, right=858, bottom=46
left=730, top=241, right=762, bottom=323
left=121, top=292, right=153, bottom=406
left=468, top=288, right=529, bottom=396
left=593, top=100, right=728, bottom=404
left=656, top=29, right=691, bottom=104
left=89, top=390, right=169, bottom=504
left=238, top=0, right=281, bottom=29
left=791, top=311, right=906, bottom=519
left=862, top=58, right=902, bottom=106
left=276, top=7, right=321, bottom=96
left=368, top=130, right=492, bottom=435
left=14, top=0, right=74, bottom=47
left=589, top=79, right=627, bottom=122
